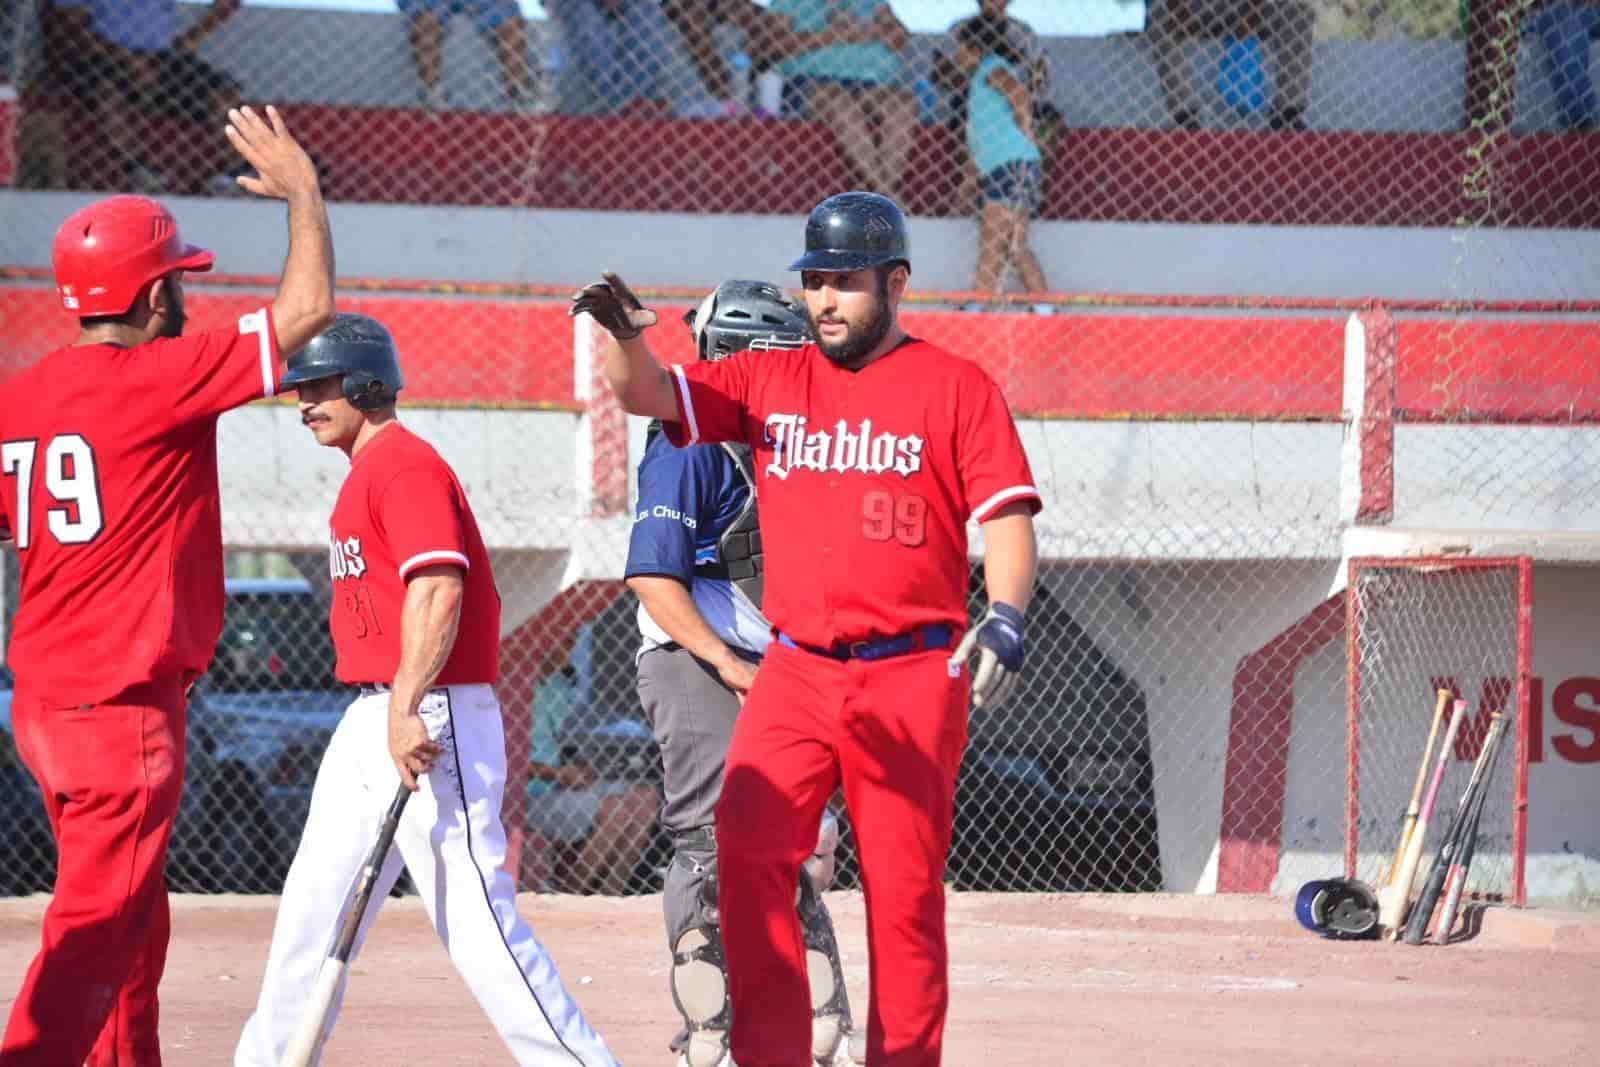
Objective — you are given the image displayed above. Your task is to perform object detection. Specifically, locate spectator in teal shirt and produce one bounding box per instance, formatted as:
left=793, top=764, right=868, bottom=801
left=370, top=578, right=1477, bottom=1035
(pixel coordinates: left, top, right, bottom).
left=771, top=0, right=916, bottom=200
left=955, top=16, right=1048, bottom=297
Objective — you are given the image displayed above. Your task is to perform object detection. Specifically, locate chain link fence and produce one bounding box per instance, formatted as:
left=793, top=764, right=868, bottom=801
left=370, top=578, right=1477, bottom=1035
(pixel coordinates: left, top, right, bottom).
left=0, top=1, right=1597, bottom=902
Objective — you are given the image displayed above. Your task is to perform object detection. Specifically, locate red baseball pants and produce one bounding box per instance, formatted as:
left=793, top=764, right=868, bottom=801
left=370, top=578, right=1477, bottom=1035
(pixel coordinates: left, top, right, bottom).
left=716, top=643, right=969, bottom=1067
left=0, top=676, right=186, bottom=1067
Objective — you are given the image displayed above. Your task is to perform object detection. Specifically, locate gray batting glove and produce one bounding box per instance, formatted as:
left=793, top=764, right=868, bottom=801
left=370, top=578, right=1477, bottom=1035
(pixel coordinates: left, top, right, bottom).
left=569, top=270, right=658, bottom=340
left=948, top=602, right=1026, bottom=710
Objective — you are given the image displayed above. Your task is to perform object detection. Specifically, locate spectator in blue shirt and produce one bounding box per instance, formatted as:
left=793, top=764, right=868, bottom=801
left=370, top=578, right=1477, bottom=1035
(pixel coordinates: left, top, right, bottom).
left=953, top=16, right=1048, bottom=297
left=547, top=0, right=676, bottom=115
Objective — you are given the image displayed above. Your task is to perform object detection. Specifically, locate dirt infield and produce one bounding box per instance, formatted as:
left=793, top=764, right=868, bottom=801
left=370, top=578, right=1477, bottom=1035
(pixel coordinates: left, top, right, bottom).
left=2, top=891, right=1596, bottom=1065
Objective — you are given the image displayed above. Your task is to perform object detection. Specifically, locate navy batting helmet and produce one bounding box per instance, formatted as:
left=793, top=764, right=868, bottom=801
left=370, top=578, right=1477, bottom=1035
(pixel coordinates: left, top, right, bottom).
left=280, top=313, right=404, bottom=410
left=1295, top=877, right=1380, bottom=940
left=683, top=280, right=811, bottom=361
left=789, top=191, right=910, bottom=274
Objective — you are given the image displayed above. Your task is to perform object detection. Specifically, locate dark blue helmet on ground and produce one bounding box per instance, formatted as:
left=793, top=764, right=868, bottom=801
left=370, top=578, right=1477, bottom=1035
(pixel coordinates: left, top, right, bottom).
left=279, top=313, right=405, bottom=410
left=683, top=279, right=811, bottom=361
left=1295, top=877, right=1379, bottom=940
left=789, top=191, right=910, bottom=274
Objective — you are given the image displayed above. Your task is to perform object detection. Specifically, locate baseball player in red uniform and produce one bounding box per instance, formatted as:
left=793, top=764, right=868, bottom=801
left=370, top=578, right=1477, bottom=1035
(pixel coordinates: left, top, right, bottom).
left=233, top=314, right=618, bottom=1066
left=0, top=106, right=334, bottom=1067
left=575, top=191, right=1040, bottom=1066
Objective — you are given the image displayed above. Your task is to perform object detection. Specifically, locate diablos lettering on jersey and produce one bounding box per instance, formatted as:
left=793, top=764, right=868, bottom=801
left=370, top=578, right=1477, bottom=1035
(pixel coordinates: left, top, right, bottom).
left=329, top=532, right=368, bottom=580
left=763, top=415, right=924, bottom=481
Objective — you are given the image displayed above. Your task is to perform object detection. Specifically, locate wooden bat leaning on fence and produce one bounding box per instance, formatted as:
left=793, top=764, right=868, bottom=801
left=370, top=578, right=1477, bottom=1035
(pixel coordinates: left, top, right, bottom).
left=1386, top=689, right=1452, bottom=887
left=1401, top=711, right=1505, bottom=945
left=1377, top=698, right=1467, bottom=939
left=1432, top=716, right=1511, bottom=945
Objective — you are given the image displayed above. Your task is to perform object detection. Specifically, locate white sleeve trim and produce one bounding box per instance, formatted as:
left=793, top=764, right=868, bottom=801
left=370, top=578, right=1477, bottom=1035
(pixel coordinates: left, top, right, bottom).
left=399, top=550, right=470, bottom=579
left=971, top=485, right=1040, bottom=523
left=239, top=308, right=275, bottom=399
left=670, top=364, right=701, bottom=445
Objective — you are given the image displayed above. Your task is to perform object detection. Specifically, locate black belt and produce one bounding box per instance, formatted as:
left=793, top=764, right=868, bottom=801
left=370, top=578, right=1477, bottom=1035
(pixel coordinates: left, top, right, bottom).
left=776, top=623, right=954, bottom=662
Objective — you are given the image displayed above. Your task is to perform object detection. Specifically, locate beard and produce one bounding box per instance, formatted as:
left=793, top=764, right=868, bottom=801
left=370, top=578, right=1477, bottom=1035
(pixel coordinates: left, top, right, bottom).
left=806, top=287, right=892, bottom=369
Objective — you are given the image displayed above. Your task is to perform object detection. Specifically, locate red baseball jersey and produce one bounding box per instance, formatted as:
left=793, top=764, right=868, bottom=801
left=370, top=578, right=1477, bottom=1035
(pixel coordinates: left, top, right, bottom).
left=325, top=423, right=500, bottom=686
left=0, top=309, right=281, bottom=706
left=664, top=337, right=1041, bottom=648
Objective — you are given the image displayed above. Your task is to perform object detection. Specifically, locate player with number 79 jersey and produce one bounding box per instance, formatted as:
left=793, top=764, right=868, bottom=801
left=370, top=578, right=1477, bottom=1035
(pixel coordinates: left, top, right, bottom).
left=0, top=106, right=335, bottom=1067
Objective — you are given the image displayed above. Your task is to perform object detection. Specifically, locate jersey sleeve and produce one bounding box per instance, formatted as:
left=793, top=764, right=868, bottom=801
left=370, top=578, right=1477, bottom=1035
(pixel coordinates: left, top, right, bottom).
left=624, top=436, right=715, bottom=585
left=153, top=308, right=281, bottom=422
left=376, top=464, right=470, bottom=579
left=661, top=353, right=757, bottom=449
left=958, top=369, right=1043, bottom=523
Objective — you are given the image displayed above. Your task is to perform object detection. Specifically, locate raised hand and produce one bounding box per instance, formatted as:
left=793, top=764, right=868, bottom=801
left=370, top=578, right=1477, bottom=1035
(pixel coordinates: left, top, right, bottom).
left=225, top=105, right=320, bottom=201
left=570, top=271, right=660, bottom=340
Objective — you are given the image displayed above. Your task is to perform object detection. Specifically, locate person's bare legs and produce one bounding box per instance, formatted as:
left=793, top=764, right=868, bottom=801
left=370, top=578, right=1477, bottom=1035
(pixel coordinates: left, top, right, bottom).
left=975, top=199, right=1015, bottom=294
left=408, top=12, right=445, bottom=103
left=868, top=84, right=917, bottom=204
left=494, top=16, right=536, bottom=105
left=1008, top=208, right=1048, bottom=292
left=575, top=785, right=658, bottom=896
left=810, top=81, right=888, bottom=193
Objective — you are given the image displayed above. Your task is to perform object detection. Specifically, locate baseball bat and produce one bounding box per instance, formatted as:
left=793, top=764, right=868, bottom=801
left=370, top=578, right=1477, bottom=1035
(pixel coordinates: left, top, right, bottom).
left=1378, top=698, right=1466, bottom=938
left=1401, top=712, right=1504, bottom=945
left=1434, top=717, right=1510, bottom=945
left=1386, top=689, right=1452, bottom=886
left=281, top=782, right=411, bottom=1067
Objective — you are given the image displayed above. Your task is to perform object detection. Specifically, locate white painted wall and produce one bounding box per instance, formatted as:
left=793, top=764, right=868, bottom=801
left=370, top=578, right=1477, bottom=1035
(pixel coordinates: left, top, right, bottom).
left=8, top=190, right=1599, bottom=301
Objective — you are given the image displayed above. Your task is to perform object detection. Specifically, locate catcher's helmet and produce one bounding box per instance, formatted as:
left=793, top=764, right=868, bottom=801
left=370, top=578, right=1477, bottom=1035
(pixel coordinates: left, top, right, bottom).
left=280, top=313, right=405, bottom=410
left=684, top=280, right=811, bottom=361
left=789, top=191, right=910, bottom=274
left=1295, top=877, right=1380, bottom=940
left=52, top=195, right=215, bottom=317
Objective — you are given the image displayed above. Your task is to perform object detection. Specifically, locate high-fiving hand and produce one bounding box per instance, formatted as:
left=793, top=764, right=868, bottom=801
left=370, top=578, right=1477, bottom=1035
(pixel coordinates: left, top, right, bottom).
left=570, top=271, right=659, bottom=340
left=948, top=602, right=1026, bottom=710
left=224, top=105, right=319, bottom=201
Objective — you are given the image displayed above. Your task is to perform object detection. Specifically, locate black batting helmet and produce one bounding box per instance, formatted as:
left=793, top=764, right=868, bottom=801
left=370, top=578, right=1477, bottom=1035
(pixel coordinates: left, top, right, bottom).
left=683, top=279, right=811, bottom=361
left=789, top=191, right=910, bottom=274
left=280, top=313, right=405, bottom=410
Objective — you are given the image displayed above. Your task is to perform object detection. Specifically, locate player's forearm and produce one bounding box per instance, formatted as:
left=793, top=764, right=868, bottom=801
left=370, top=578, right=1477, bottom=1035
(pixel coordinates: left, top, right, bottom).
left=270, top=179, right=336, bottom=356
left=390, top=570, right=465, bottom=717
left=980, top=506, right=1037, bottom=614
left=627, top=574, right=739, bottom=671
left=602, top=333, right=681, bottom=422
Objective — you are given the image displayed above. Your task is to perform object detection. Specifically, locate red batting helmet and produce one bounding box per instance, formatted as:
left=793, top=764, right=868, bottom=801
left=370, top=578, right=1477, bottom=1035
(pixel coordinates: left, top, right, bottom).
left=51, top=195, right=215, bottom=317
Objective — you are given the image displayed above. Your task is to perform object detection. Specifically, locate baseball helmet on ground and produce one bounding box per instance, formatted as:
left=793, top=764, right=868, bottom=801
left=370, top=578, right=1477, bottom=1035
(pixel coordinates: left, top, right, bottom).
left=683, top=280, right=811, bottom=361
left=280, top=313, right=405, bottom=410
left=789, top=191, right=910, bottom=274
left=52, top=195, right=215, bottom=317
left=1295, top=877, right=1380, bottom=940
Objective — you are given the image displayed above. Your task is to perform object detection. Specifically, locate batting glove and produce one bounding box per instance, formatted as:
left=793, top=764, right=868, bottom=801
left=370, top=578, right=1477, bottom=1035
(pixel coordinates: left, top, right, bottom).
left=948, top=602, right=1026, bottom=710
left=569, top=270, right=658, bottom=340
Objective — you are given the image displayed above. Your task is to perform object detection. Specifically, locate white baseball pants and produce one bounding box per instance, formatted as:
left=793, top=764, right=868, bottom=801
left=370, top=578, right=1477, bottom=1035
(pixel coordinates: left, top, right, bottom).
left=234, top=684, right=618, bottom=1066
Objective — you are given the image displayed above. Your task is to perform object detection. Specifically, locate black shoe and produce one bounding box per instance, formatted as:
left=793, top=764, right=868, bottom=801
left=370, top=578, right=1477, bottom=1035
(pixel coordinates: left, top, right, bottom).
left=669, top=1028, right=689, bottom=1053
left=1171, top=108, right=1200, bottom=130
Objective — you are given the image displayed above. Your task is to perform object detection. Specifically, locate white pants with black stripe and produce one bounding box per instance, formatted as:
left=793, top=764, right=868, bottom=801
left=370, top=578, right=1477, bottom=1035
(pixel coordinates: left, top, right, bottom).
left=234, top=684, right=618, bottom=1066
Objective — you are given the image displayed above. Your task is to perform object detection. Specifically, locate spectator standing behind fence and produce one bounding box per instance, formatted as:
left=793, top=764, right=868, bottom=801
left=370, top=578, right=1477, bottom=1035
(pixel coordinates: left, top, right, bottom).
left=954, top=18, right=1049, bottom=298
left=1146, top=0, right=1316, bottom=130
left=770, top=0, right=916, bottom=200
left=44, top=0, right=243, bottom=191
left=397, top=0, right=536, bottom=111
left=547, top=0, right=676, bottom=115
left=524, top=659, right=659, bottom=895
left=1528, top=0, right=1600, bottom=130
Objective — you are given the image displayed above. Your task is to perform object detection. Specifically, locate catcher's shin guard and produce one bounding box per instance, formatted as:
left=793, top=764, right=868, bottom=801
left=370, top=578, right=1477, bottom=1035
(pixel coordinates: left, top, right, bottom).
left=670, top=838, right=732, bottom=1067
left=798, top=873, right=852, bottom=1063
